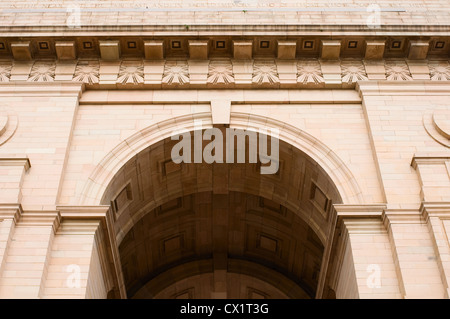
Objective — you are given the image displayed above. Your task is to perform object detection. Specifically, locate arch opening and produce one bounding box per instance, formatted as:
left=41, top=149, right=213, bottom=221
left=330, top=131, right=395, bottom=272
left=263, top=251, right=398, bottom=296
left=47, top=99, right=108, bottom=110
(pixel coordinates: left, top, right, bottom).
left=100, top=125, right=345, bottom=299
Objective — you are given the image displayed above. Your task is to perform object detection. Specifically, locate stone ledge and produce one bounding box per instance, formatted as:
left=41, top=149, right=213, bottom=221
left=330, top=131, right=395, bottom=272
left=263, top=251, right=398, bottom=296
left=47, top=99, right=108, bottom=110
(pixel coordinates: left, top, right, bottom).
left=56, top=205, right=110, bottom=220
left=358, top=80, right=450, bottom=95
left=334, top=204, right=387, bottom=219
left=420, top=202, right=450, bottom=220
left=79, top=89, right=361, bottom=104
left=18, top=211, right=61, bottom=233
left=0, top=82, right=84, bottom=97
left=382, top=209, right=425, bottom=229
left=411, top=154, right=450, bottom=169
left=0, top=157, right=31, bottom=171
left=0, top=203, right=22, bottom=223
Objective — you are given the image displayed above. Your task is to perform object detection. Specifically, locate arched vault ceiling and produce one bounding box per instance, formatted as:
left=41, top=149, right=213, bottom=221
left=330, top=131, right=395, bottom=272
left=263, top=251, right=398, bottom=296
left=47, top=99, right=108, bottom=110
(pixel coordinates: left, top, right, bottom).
left=119, top=191, right=324, bottom=299
left=101, top=127, right=342, bottom=299
left=102, top=128, right=342, bottom=245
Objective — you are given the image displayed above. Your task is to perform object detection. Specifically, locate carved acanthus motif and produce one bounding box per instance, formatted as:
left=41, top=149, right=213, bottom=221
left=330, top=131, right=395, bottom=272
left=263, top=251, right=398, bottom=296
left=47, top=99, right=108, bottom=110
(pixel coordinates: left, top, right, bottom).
left=0, top=58, right=449, bottom=87
left=429, top=61, right=450, bottom=81
left=297, top=60, right=324, bottom=84
left=207, top=60, right=234, bottom=84
left=252, top=60, right=279, bottom=84
left=162, top=61, right=190, bottom=85
left=73, top=61, right=100, bottom=84
left=0, top=63, right=12, bottom=82
left=28, top=62, right=55, bottom=82
left=385, top=61, right=413, bottom=81
left=117, top=61, right=144, bottom=85
left=341, top=60, right=368, bottom=84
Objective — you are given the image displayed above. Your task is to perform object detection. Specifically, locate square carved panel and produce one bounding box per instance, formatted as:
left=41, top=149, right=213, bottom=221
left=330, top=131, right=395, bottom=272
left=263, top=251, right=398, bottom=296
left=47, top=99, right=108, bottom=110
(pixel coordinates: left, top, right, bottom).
left=258, top=234, right=278, bottom=253
left=156, top=225, right=196, bottom=264
left=244, top=224, right=291, bottom=266
left=309, top=181, right=330, bottom=219
left=112, top=183, right=133, bottom=216
left=163, top=234, right=184, bottom=254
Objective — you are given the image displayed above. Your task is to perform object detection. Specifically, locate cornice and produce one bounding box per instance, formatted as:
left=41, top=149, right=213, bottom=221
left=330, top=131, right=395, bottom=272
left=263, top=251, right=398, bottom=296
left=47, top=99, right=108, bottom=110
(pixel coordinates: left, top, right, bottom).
left=420, top=202, right=450, bottom=221
left=18, top=211, right=61, bottom=233
left=56, top=205, right=111, bottom=220
left=333, top=204, right=389, bottom=234
left=0, top=33, right=449, bottom=64
left=382, top=209, right=425, bottom=233
left=0, top=157, right=31, bottom=171
left=0, top=203, right=23, bottom=223
left=2, top=25, right=450, bottom=36
left=411, top=154, right=450, bottom=169
left=333, top=204, right=387, bottom=219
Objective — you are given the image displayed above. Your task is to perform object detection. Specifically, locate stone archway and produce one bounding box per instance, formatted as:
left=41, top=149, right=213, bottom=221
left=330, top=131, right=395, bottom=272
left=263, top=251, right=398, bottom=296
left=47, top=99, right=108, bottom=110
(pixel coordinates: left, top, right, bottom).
left=95, top=120, right=358, bottom=299
left=80, top=112, right=363, bottom=207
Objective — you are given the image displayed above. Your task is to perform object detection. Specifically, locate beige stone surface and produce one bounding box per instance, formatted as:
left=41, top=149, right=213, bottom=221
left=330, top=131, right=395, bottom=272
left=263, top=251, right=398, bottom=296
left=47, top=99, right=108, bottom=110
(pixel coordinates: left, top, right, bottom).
left=0, top=0, right=449, bottom=300
left=1, top=0, right=449, bottom=29
left=0, top=81, right=447, bottom=299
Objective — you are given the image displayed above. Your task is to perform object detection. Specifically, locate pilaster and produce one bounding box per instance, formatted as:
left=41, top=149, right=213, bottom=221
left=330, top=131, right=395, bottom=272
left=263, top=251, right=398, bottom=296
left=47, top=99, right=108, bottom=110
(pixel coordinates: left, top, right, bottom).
left=329, top=204, right=401, bottom=299
left=421, top=202, right=450, bottom=299
left=383, top=209, right=446, bottom=299
left=0, top=204, right=22, bottom=281
left=0, top=210, right=60, bottom=298
left=44, top=206, right=126, bottom=299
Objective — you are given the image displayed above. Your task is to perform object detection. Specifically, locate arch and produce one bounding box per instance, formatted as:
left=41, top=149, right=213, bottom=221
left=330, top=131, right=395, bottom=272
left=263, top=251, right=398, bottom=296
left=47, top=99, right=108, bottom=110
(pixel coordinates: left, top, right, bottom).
left=87, top=112, right=365, bottom=299
left=79, top=112, right=363, bottom=207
